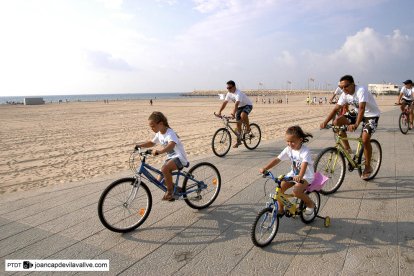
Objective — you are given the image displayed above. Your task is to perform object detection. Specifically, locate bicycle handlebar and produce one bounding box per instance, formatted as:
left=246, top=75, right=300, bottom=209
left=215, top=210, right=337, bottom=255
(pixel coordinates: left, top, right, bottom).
left=133, top=147, right=159, bottom=156
left=395, top=102, right=414, bottom=106
left=214, top=112, right=234, bottom=120
left=323, top=124, right=347, bottom=131
left=261, top=171, right=300, bottom=183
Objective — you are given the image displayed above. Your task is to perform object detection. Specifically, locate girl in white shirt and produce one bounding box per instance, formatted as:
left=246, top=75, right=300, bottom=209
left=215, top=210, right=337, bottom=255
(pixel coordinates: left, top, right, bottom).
left=259, top=126, right=316, bottom=216
left=136, top=112, right=188, bottom=201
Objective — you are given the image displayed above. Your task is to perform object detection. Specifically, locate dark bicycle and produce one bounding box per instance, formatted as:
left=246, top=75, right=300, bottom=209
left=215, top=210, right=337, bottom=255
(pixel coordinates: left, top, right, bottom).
left=212, top=113, right=261, bottom=157
left=98, top=148, right=221, bottom=233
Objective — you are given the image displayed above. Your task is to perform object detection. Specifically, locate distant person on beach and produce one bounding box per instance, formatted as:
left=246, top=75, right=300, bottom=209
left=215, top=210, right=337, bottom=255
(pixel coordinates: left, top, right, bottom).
left=397, top=80, right=413, bottom=129
left=259, top=125, right=316, bottom=217
left=135, top=111, right=189, bottom=201
left=150, top=99, right=153, bottom=106
left=216, top=80, right=253, bottom=148
left=320, top=75, right=381, bottom=180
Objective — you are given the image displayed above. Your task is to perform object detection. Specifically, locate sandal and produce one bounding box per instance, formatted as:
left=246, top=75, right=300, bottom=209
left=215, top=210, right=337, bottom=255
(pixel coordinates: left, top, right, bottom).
left=361, top=166, right=373, bottom=179
left=162, top=192, right=175, bottom=201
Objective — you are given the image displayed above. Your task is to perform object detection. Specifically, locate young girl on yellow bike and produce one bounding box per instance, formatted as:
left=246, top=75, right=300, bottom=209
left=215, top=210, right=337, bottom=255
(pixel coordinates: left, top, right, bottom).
left=259, top=126, right=315, bottom=217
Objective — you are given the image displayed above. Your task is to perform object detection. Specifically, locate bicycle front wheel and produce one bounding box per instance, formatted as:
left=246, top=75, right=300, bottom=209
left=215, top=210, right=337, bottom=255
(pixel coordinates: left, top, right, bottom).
left=183, top=162, right=221, bottom=209
left=243, top=123, right=261, bottom=150
left=251, top=207, right=279, bottom=247
left=399, top=112, right=409, bottom=134
left=357, top=139, right=382, bottom=181
left=299, top=191, right=320, bottom=224
left=314, top=147, right=346, bottom=195
left=98, top=178, right=152, bottom=233
left=212, top=128, right=231, bottom=157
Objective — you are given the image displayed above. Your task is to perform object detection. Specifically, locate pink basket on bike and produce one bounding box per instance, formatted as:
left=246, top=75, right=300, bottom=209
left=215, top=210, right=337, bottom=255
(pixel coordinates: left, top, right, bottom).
left=306, top=172, right=329, bottom=192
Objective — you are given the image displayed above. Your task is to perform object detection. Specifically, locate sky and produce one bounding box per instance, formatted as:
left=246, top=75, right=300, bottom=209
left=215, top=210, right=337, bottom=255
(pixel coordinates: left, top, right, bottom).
left=0, top=0, right=414, bottom=96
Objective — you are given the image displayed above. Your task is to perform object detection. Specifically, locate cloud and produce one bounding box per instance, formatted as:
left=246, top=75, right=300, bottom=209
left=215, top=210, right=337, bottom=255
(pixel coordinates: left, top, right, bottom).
left=272, top=28, right=414, bottom=87
left=331, top=28, right=413, bottom=71
left=193, top=0, right=230, bottom=13
left=85, top=50, right=134, bottom=71
left=156, top=0, right=178, bottom=7
left=96, top=0, right=123, bottom=10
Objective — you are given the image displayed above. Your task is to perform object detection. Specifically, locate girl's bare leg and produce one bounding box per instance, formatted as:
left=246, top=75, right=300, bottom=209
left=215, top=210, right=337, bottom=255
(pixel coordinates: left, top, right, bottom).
left=292, top=181, right=315, bottom=208
left=161, top=160, right=178, bottom=200
left=278, top=181, right=294, bottom=214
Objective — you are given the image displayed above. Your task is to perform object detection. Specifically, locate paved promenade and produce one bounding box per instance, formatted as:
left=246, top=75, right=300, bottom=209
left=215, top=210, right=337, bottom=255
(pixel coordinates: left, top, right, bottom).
left=1, top=108, right=413, bottom=275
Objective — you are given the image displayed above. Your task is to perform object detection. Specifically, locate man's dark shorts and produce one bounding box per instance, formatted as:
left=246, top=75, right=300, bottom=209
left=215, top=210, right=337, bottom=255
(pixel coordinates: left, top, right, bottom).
left=344, top=110, right=358, bottom=124
left=236, top=105, right=253, bottom=121
left=362, top=117, right=379, bottom=135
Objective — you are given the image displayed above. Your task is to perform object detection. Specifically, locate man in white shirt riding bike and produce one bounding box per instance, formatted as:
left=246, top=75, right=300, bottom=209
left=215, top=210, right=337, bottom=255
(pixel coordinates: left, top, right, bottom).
left=217, top=80, right=253, bottom=148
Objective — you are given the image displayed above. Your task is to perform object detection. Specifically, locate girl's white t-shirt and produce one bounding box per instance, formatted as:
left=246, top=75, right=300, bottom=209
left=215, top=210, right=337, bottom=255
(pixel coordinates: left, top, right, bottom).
left=152, top=128, right=188, bottom=165
left=277, top=144, right=314, bottom=183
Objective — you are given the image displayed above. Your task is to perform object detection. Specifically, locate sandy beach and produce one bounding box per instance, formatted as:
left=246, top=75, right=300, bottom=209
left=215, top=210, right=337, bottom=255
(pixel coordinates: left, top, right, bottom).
left=0, top=95, right=396, bottom=194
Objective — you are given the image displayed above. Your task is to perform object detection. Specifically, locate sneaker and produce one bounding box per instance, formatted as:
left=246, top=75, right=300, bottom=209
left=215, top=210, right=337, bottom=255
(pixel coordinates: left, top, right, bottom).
left=304, top=207, right=315, bottom=216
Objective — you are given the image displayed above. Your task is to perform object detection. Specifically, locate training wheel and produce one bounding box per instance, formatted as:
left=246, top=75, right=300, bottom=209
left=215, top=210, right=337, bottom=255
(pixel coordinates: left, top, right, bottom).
left=324, top=216, right=331, bottom=227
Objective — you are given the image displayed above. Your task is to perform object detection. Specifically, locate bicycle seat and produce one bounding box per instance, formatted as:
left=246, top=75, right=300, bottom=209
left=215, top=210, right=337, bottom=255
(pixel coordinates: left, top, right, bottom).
left=179, top=162, right=190, bottom=170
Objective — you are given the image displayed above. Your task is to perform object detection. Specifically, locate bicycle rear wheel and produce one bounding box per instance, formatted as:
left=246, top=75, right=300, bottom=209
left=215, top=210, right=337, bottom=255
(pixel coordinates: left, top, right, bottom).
left=243, top=123, right=261, bottom=150
left=183, top=162, right=221, bottom=209
left=98, top=178, right=152, bottom=233
left=358, top=139, right=382, bottom=181
left=399, top=112, right=409, bottom=134
left=314, top=147, right=346, bottom=195
left=299, top=191, right=320, bottom=224
left=212, top=128, right=231, bottom=157
left=251, top=207, right=279, bottom=247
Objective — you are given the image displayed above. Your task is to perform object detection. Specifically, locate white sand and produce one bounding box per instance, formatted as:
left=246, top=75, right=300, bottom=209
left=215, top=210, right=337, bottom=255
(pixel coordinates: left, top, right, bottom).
left=0, top=95, right=396, bottom=194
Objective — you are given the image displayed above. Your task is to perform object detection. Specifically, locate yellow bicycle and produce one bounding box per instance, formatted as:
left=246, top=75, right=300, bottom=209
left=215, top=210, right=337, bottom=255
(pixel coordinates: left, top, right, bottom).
left=314, top=124, right=382, bottom=195
left=251, top=171, right=330, bottom=247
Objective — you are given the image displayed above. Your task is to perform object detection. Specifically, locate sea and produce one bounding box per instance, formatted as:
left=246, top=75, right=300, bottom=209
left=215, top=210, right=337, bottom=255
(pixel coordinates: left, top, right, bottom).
left=0, top=92, right=191, bottom=105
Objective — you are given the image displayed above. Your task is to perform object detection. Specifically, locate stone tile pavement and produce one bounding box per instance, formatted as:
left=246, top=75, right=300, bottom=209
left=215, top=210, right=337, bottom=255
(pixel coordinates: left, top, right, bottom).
left=0, top=108, right=413, bottom=275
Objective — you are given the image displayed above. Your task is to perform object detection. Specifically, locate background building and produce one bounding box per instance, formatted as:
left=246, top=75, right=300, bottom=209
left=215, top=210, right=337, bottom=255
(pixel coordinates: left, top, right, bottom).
left=368, top=83, right=400, bottom=95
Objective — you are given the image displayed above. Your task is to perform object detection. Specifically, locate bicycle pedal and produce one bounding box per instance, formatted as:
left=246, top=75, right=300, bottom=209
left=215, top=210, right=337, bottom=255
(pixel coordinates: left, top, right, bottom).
left=347, top=162, right=354, bottom=172
left=190, top=195, right=202, bottom=201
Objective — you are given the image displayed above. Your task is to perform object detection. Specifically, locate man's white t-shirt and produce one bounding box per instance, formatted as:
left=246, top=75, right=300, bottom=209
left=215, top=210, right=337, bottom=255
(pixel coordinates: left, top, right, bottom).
left=400, top=87, right=413, bottom=101
left=337, top=85, right=381, bottom=118
left=225, top=89, right=253, bottom=107
left=277, top=145, right=314, bottom=183
left=152, top=128, right=188, bottom=166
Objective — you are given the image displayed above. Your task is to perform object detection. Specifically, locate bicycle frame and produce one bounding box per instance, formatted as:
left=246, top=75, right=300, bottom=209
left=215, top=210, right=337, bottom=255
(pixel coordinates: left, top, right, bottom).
left=264, top=172, right=300, bottom=218
left=272, top=188, right=298, bottom=216
left=402, top=103, right=413, bottom=121
left=331, top=128, right=364, bottom=169
left=219, top=116, right=244, bottom=137
left=133, top=152, right=207, bottom=197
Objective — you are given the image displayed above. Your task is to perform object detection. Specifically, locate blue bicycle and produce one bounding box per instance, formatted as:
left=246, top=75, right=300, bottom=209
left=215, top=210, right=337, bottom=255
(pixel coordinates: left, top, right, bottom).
left=98, top=148, right=221, bottom=233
